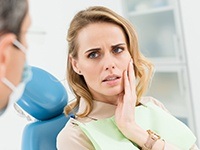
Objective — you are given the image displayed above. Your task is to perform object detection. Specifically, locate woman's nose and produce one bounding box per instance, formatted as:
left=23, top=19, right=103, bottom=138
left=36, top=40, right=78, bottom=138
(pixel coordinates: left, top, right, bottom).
left=103, top=55, right=116, bottom=71
left=105, top=65, right=115, bottom=70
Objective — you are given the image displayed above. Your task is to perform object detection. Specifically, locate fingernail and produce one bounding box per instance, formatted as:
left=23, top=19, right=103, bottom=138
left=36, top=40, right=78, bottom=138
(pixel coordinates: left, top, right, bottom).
left=130, top=58, right=133, bottom=64
left=130, top=59, right=133, bottom=66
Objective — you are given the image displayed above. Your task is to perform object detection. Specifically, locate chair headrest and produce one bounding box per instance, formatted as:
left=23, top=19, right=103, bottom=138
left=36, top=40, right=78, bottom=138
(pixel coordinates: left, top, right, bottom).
left=16, top=66, right=68, bottom=121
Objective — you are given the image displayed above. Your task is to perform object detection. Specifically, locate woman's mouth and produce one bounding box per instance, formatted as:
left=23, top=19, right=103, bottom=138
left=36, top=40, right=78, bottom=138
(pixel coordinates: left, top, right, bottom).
left=102, top=75, right=121, bottom=86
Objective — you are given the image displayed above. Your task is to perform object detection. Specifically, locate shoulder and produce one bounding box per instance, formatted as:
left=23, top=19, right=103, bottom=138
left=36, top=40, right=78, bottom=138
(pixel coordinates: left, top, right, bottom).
left=57, top=118, right=94, bottom=150
left=140, top=96, right=170, bottom=113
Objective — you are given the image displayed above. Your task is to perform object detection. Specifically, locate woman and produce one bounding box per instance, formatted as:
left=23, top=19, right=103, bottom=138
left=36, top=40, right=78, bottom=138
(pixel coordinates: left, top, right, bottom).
left=0, top=0, right=32, bottom=115
left=57, top=6, right=198, bottom=150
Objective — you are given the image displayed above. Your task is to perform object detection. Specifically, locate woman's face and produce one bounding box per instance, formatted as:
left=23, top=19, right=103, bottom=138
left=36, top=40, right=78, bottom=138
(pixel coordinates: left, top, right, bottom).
left=71, top=22, right=131, bottom=104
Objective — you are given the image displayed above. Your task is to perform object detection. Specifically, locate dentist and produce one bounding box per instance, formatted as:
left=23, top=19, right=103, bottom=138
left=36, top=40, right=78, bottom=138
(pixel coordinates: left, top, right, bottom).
left=0, top=0, right=32, bottom=115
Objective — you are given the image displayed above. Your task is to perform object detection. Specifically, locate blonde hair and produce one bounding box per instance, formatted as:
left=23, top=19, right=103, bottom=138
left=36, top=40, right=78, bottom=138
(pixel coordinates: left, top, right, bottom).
left=65, top=6, right=154, bottom=117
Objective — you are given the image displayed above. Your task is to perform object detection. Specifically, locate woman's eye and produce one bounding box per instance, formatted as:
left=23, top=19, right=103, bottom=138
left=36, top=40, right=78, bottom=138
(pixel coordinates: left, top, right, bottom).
left=113, top=47, right=124, bottom=54
left=88, top=52, right=99, bottom=59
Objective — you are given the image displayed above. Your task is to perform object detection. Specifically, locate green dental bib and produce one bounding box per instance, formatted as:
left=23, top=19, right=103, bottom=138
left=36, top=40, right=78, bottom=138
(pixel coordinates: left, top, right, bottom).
left=74, top=102, right=196, bottom=150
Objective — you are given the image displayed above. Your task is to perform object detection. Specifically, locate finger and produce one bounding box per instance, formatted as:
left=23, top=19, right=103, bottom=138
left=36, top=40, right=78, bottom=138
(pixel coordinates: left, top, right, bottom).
left=127, top=61, right=137, bottom=106
left=117, top=92, right=123, bottom=103
left=116, top=94, right=124, bottom=116
left=128, top=60, right=136, bottom=91
left=124, top=70, right=132, bottom=98
left=122, top=70, right=136, bottom=111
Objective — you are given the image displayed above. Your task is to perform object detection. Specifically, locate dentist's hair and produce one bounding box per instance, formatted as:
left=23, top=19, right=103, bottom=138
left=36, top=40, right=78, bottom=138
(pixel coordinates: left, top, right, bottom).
left=65, top=6, right=154, bottom=117
left=0, top=0, right=28, bottom=39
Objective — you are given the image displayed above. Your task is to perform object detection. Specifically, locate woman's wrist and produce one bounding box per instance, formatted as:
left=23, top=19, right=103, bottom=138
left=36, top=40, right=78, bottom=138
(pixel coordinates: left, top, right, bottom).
left=123, top=123, right=149, bottom=147
left=151, top=139, right=165, bottom=150
left=124, top=124, right=165, bottom=150
left=142, top=130, right=161, bottom=150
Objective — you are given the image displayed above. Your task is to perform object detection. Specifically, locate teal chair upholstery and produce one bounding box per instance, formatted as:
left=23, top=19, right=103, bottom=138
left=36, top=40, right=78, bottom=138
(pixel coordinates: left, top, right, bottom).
left=16, top=66, right=69, bottom=150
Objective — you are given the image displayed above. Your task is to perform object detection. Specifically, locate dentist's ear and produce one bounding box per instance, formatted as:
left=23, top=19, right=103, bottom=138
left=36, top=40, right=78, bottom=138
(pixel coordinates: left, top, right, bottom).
left=0, top=33, right=16, bottom=78
left=0, top=33, right=16, bottom=49
left=69, top=56, right=82, bottom=75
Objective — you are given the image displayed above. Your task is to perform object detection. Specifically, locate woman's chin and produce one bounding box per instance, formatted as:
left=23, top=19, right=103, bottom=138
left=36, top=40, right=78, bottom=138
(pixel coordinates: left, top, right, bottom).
left=106, top=87, right=123, bottom=96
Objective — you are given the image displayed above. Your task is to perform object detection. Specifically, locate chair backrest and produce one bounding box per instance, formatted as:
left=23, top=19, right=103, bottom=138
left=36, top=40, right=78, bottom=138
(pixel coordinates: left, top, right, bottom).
left=15, top=66, right=69, bottom=150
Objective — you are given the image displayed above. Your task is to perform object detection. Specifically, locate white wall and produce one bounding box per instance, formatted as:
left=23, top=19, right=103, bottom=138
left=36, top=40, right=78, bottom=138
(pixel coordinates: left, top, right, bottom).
left=179, top=0, right=200, bottom=146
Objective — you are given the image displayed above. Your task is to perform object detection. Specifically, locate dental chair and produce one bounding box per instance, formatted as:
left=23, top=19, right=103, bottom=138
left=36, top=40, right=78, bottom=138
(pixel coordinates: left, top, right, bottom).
left=15, top=66, right=69, bottom=150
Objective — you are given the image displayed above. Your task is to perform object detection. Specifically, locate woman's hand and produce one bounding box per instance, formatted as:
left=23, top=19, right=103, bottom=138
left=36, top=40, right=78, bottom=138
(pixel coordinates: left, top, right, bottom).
left=114, top=61, right=152, bottom=147
left=115, top=60, right=138, bottom=139
left=114, top=61, right=179, bottom=149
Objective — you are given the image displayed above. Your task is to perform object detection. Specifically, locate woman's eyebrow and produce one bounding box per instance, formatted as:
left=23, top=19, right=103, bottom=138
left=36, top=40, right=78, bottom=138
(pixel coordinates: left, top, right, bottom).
left=84, top=43, right=126, bottom=54
left=111, top=43, right=126, bottom=49
left=85, top=48, right=101, bottom=54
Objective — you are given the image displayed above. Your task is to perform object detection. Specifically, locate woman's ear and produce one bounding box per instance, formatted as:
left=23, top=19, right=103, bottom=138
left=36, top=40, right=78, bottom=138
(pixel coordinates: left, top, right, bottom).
left=0, top=33, right=16, bottom=78
left=69, top=56, right=81, bottom=75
